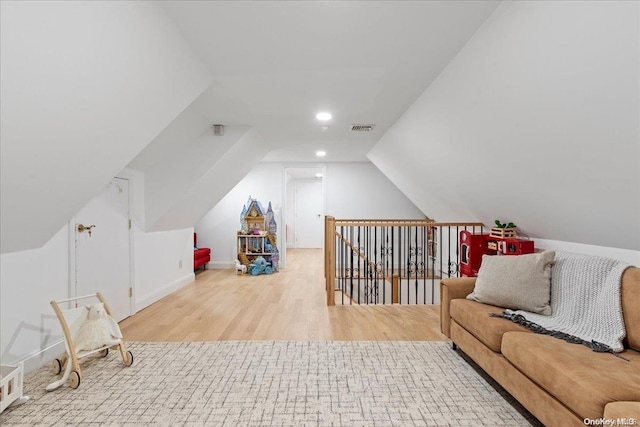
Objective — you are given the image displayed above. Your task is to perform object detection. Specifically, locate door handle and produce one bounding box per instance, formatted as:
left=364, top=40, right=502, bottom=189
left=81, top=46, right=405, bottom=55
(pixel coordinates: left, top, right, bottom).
left=77, top=224, right=96, bottom=236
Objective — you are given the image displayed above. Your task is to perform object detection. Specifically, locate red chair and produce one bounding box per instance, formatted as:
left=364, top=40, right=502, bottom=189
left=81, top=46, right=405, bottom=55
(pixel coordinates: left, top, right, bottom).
left=193, top=233, right=211, bottom=271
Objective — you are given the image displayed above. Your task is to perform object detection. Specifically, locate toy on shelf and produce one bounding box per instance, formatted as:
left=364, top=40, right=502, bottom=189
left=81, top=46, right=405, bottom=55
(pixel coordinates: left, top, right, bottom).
left=490, top=219, right=517, bottom=239
left=460, top=220, right=535, bottom=277
left=235, top=259, right=247, bottom=275
left=46, top=293, right=134, bottom=391
left=249, top=256, right=272, bottom=275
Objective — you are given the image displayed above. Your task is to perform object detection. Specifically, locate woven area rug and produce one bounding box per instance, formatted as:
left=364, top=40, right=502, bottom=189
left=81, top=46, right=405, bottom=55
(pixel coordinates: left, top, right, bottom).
left=2, top=341, right=536, bottom=426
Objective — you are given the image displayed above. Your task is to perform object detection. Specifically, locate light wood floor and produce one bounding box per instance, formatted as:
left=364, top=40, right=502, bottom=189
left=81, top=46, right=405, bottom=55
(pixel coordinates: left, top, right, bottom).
left=119, top=249, right=447, bottom=342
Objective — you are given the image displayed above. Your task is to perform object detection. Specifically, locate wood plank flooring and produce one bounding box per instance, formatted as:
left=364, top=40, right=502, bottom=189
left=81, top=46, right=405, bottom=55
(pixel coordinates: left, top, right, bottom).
left=119, top=249, right=447, bottom=342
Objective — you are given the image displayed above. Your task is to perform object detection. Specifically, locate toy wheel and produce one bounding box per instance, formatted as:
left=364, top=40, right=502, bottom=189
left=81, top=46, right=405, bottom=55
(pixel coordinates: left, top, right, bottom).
left=99, top=348, right=109, bottom=357
left=124, top=351, right=134, bottom=367
left=69, top=371, right=81, bottom=389
left=51, top=358, right=63, bottom=375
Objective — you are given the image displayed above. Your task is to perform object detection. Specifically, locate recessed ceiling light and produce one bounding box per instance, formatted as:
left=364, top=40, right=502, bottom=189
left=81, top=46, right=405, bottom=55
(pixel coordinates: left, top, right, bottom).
left=315, top=173, right=323, bottom=178
left=316, top=150, right=326, bottom=157
left=316, top=112, right=332, bottom=121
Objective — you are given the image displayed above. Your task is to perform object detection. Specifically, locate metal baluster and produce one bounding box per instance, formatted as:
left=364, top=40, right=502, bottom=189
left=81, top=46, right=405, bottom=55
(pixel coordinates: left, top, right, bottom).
left=421, top=225, right=429, bottom=304
left=438, top=227, right=443, bottom=302
left=341, top=226, right=344, bottom=305
left=376, top=226, right=381, bottom=305
left=405, top=225, right=409, bottom=304
left=349, top=226, right=354, bottom=304
left=357, top=226, right=361, bottom=304
left=391, top=226, right=394, bottom=301
left=455, top=225, right=460, bottom=278
left=413, top=227, right=418, bottom=304
left=430, top=225, right=435, bottom=304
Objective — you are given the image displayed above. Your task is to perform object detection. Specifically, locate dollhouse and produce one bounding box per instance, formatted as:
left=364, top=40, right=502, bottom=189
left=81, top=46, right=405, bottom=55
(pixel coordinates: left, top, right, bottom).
left=237, top=197, right=279, bottom=274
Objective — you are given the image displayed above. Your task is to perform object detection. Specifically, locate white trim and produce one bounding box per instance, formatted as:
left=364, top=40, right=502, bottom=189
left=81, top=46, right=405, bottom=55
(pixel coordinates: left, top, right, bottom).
left=534, top=239, right=640, bottom=265
left=114, top=169, right=138, bottom=318
left=68, top=217, right=77, bottom=302
left=282, top=164, right=327, bottom=258
left=115, top=174, right=136, bottom=318
left=208, top=260, right=235, bottom=269
left=20, top=341, right=65, bottom=375
left=135, top=272, right=195, bottom=312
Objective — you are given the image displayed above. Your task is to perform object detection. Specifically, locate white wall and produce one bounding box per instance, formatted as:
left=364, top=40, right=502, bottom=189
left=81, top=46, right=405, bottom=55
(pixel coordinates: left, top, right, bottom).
left=534, top=239, right=639, bottom=266
left=197, top=163, right=284, bottom=268
left=121, top=168, right=196, bottom=312
left=197, top=161, right=425, bottom=269
left=0, top=227, right=69, bottom=372
left=149, top=129, right=270, bottom=232
left=134, top=228, right=195, bottom=311
left=368, top=1, right=640, bottom=251
left=0, top=1, right=211, bottom=253
left=324, top=163, right=424, bottom=219
left=1, top=168, right=197, bottom=373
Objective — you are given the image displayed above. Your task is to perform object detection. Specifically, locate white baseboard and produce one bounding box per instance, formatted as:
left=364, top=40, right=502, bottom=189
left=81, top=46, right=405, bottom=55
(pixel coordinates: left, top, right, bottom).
left=135, top=272, right=195, bottom=312
left=20, top=341, right=66, bottom=375
left=208, top=261, right=234, bottom=270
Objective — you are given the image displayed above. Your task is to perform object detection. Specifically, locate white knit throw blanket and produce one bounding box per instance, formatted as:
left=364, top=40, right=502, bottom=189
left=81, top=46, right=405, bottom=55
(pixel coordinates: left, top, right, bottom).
left=509, top=252, right=629, bottom=352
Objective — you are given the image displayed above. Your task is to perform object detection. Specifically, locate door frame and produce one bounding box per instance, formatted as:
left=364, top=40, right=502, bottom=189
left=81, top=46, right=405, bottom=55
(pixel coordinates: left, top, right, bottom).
left=68, top=174, right=135, bottom=318
left=282, top=165, right=327, bottom=265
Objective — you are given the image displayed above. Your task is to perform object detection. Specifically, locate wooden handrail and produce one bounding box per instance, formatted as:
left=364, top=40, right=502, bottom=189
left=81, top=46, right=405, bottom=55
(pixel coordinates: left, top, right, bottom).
left=334, top=220, right=484, bottom=227
left=334, top=230, right=382, bottom=275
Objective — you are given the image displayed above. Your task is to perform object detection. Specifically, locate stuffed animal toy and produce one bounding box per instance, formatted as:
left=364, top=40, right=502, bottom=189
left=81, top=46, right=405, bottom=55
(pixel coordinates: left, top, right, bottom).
left=235, top=259, right=247, bottom=274
left=73, top=304, right=122, bottom=352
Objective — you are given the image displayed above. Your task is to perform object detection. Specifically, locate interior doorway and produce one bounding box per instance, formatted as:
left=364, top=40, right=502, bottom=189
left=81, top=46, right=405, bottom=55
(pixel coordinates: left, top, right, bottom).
left=71, top=177, right=132, bottom=321
left=295, top=179, right=323, bottom=248
left=285, top=167, right=324, bottom=249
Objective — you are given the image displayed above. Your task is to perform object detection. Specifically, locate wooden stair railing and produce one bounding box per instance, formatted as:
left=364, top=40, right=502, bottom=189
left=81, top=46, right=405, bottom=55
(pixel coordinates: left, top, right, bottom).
left=325, top=216, right=485, bottom=306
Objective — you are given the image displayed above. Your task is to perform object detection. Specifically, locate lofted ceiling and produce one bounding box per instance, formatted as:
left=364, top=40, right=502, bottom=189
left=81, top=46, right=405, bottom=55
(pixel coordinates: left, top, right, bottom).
left=161, top=1, right=500, bottom=162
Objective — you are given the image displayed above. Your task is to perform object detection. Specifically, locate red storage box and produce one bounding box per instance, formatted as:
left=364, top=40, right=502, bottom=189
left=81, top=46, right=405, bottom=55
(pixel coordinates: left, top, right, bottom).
left=459, top=231, right=497, bottom=277
left=498, top=238, right=534, bottom=256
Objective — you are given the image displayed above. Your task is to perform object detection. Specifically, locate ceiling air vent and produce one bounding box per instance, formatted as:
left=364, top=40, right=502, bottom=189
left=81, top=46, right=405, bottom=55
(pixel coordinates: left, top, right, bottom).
left=213, top=124, right=224, bottom=136
left=350, top=124, right=375, bottom=132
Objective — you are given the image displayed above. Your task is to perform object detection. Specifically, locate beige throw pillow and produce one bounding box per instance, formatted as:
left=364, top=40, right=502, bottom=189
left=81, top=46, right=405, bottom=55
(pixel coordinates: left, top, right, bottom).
left=466, top=250, right=555, bottom=315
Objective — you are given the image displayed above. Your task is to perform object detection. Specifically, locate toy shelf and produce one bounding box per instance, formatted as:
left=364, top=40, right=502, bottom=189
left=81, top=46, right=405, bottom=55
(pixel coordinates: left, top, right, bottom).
left=1, top=362, right=29, bottom=413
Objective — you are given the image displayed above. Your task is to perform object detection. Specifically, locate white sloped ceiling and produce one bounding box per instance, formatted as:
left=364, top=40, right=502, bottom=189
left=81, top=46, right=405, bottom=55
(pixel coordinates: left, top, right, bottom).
left=369, top=1, right=640, bottom=251
left=0, top=1, right=211, bottom=253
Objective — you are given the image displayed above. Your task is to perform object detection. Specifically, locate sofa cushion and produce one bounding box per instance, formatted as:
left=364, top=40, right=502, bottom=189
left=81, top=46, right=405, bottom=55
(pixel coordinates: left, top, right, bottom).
left=194, top=247, right=211, bottom=257
left=502, top=332, right=640, bottom=421
left=450, top=299, right=531, bottom=352
left=467, top=251, right=555, bottom=315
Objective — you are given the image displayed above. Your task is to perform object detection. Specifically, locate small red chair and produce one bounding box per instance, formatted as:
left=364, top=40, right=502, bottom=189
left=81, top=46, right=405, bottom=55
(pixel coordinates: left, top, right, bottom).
left=193, top=233, right=210, bottom=271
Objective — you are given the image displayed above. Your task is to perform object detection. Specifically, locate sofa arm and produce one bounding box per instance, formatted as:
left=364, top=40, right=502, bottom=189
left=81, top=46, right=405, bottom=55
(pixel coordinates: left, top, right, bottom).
left=603, top=401, right=640, bottom=422
left=440, top=277, right=477, bottom=338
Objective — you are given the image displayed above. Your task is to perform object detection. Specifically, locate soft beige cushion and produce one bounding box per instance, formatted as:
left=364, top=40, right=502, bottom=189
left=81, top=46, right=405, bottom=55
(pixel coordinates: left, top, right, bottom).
left=467, top=251, right=555, bottom=315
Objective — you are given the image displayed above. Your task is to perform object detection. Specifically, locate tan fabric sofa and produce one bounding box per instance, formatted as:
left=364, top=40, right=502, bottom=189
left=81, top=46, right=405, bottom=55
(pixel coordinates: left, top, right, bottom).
left=440, top=266, right=640, bottom=427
